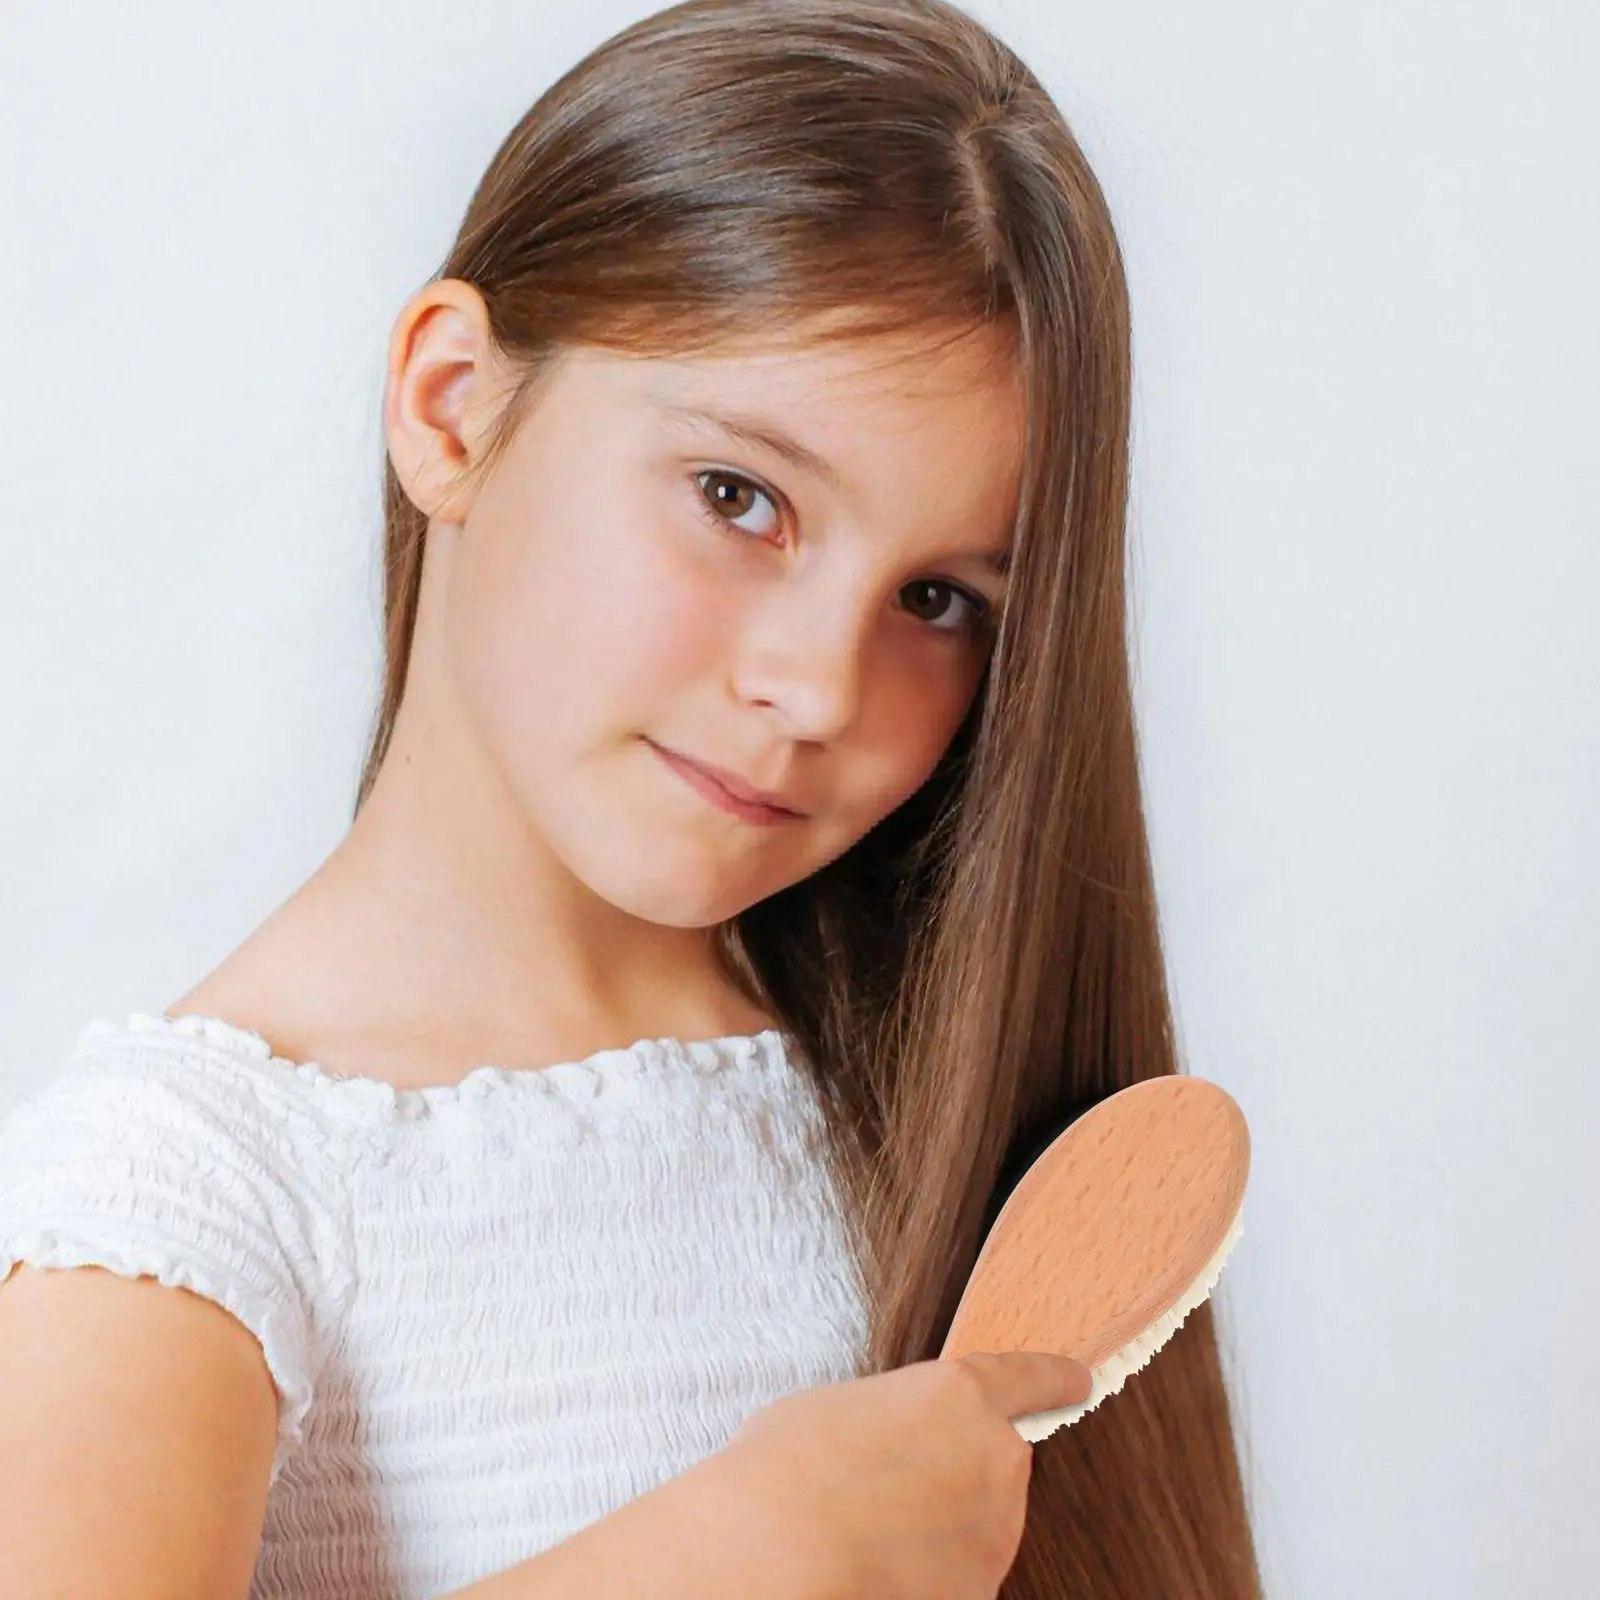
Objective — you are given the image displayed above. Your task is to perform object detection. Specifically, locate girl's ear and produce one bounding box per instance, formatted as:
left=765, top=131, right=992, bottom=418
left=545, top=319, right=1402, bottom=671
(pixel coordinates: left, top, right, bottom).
left=382, top=277, right=509, bottom=525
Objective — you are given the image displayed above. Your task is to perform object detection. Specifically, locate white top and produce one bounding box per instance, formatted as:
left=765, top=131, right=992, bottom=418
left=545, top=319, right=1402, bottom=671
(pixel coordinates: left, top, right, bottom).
left=0, top=1010, right=870, bottom=1599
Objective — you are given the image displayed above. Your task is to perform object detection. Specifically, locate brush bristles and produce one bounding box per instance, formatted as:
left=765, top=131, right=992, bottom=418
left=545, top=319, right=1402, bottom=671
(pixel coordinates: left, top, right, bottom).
left=1011, top=1209, right=1245, bottom=1444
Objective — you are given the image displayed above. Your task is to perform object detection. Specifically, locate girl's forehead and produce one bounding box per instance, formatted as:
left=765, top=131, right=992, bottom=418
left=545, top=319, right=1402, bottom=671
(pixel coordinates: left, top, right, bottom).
left=572, top=322, right=1021, bottom=414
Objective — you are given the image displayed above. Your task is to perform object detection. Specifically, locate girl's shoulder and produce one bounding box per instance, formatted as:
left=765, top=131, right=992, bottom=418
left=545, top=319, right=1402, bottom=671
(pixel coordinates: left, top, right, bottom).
left=0, top=1012, right=356, bottom=1278
left=7, top=1010, right=356, bottom=1157
left=0, top=1011, right=357, bottom=1488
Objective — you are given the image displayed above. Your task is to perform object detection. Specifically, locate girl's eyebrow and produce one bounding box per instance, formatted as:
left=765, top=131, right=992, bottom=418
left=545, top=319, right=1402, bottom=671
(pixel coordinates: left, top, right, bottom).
left=653, top=395, right=1015, bottom=581
left=653, top=398, right=845, bottom=493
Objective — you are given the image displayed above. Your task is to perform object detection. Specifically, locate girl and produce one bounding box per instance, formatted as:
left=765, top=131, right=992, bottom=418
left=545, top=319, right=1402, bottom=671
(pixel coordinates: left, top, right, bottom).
left=0, top=0, right=1260, bottom=1595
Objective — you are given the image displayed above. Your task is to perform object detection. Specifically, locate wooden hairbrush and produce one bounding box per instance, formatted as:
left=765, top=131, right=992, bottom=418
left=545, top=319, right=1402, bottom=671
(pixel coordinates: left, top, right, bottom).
left=940, top=1074, right=1250, bottom=1443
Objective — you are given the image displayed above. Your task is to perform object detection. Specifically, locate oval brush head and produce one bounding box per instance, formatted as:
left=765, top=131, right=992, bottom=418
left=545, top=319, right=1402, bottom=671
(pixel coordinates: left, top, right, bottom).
left=940, top=1074, right=1250, bottom=1443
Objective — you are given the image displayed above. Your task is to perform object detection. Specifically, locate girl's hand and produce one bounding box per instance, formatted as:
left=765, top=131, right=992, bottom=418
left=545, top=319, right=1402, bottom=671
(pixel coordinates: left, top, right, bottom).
left=687, top=1351, right=1093, bottom=1600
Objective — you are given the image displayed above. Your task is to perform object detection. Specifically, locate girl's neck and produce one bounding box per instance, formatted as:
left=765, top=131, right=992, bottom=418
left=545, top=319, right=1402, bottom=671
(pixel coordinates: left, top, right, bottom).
left=164, top=842, right=777, bottom=1093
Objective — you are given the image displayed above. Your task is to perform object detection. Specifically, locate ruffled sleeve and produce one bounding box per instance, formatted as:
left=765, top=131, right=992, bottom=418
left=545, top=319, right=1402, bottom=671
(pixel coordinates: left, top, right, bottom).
left=0, top=1032, right=348, bottom=1488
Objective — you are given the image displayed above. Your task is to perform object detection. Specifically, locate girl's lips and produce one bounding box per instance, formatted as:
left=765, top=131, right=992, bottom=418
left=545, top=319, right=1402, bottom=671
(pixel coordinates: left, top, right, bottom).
left=647, top=740, right=805, bottom=824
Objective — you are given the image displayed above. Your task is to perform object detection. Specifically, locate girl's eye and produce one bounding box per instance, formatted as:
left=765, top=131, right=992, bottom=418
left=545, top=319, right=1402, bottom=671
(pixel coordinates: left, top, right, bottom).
left=690, top=468, right=994, bottom=641
left=694, top=467, right=781, bottom=538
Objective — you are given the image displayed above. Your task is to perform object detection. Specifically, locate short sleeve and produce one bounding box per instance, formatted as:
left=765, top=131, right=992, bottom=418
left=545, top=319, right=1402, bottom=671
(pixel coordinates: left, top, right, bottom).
left=0, top=1038, right=343, bottom=1488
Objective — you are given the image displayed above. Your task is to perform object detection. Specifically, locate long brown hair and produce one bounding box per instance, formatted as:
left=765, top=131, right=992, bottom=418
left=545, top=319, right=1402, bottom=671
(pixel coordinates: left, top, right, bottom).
left=354, top=1, right=1261, bottom=1592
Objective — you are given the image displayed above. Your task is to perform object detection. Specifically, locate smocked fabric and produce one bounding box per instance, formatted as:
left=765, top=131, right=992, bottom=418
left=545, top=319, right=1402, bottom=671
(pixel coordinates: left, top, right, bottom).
left=0, top=1010, right=870, bottom=1599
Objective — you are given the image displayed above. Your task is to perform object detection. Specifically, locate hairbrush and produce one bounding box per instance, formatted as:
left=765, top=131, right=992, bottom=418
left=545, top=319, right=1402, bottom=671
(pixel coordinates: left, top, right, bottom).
left=940, top=1074, right=1250, bottom=1442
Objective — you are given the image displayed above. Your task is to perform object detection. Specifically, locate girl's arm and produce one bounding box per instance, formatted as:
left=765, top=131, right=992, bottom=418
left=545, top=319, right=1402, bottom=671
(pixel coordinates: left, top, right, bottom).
left=0, top=1255, right=833, bottom=1599
left=438, top=1447, right=842, bottom=1599
left=0, top=1261, right=280, bottom=1600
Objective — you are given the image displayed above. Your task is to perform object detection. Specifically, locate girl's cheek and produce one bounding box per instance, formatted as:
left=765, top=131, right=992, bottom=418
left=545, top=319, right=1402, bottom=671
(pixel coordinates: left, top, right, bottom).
left=610, top=537, right=735, bottom=678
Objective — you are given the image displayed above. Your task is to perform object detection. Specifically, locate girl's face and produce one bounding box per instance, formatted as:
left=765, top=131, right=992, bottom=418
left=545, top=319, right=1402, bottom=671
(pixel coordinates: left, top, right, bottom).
left=390, top=288, right=1024, bottom=934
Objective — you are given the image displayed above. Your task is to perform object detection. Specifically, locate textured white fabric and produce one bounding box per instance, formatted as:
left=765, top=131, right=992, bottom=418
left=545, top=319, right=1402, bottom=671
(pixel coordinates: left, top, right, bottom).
left=0, top=1010, right=870, bottom=1599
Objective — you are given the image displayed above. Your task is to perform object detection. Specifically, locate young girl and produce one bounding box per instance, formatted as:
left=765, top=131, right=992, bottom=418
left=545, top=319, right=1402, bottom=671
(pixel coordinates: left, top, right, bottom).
left=0, top=0, right=1259, bottom=1595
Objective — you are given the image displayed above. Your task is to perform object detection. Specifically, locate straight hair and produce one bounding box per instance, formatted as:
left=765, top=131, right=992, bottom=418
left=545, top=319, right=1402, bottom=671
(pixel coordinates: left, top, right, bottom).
left=355, top=2, right=1262, bottom=1591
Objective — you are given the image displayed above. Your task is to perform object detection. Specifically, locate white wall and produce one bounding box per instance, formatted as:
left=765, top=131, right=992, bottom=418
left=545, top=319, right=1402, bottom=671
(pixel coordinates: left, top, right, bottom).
left=2, top=2, right=1592, bottom=1594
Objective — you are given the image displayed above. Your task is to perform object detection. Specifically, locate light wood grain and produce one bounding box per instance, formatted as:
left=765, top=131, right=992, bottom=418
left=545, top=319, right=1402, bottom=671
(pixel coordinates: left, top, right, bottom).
left=941, top=1076, right=1250, bottom=1369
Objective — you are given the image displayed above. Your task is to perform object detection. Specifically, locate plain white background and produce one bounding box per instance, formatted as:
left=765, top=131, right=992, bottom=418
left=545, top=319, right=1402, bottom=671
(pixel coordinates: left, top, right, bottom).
left=1, top=2, right=1594, bottom=1594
